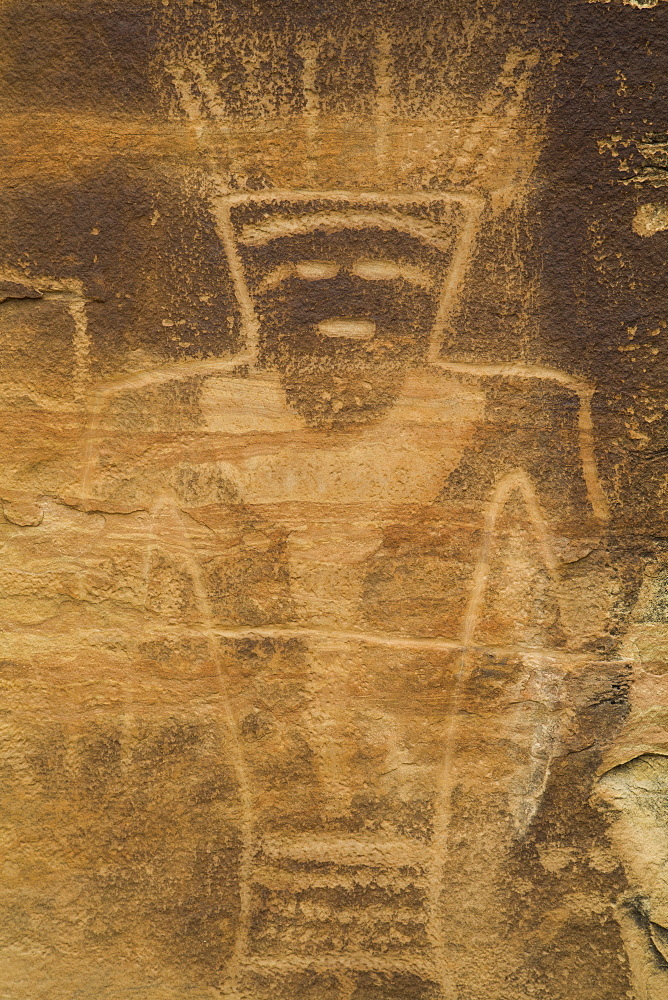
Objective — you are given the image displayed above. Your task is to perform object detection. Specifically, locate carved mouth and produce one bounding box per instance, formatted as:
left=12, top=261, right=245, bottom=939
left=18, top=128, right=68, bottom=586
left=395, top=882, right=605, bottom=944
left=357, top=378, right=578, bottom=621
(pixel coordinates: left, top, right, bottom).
left=316, top=318, right=376, bottom=340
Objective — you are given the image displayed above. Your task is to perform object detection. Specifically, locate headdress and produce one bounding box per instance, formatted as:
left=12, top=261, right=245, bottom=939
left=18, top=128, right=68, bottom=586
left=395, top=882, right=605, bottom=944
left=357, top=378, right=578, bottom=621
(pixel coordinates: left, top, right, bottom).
left=161, top=31, right=541, bottom=362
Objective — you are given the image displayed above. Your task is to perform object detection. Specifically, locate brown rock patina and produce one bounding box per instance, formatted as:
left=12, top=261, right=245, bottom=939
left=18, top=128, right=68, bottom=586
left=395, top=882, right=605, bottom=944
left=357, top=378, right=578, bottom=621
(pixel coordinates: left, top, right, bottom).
left=0, top=2, right=666, bottom=998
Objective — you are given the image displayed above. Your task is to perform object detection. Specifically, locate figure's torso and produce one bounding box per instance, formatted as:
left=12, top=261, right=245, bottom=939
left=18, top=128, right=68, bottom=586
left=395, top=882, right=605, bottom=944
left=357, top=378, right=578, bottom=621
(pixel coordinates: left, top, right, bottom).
left=197, top=367, right=485, bottom=508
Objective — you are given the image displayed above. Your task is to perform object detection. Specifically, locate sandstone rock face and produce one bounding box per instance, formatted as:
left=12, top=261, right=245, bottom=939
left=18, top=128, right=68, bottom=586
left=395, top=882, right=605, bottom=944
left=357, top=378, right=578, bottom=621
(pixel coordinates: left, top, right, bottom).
left=0, top=2, right=666, bottom=998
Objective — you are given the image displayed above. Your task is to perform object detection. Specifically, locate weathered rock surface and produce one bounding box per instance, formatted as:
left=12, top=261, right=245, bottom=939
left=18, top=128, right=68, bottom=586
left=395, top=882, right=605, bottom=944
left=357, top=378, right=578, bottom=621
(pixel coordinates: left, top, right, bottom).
left=0, top=1, right=666, bottom=998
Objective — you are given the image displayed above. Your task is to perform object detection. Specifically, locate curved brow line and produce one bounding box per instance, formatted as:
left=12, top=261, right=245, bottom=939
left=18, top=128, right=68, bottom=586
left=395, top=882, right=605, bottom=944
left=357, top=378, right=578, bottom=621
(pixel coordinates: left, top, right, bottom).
left=238, top=210, right=453, bottom=252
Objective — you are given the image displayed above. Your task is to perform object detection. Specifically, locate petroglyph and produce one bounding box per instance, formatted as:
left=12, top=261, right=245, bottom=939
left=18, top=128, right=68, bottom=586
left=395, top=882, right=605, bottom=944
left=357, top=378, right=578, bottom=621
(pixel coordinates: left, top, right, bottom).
left=0, top=3, right=663, bottom=999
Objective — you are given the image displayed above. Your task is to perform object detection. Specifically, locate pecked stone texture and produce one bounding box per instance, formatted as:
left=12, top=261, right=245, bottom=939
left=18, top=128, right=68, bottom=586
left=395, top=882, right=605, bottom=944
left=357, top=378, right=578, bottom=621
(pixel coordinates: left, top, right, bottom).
left=0, top=1, right=666, bottom=998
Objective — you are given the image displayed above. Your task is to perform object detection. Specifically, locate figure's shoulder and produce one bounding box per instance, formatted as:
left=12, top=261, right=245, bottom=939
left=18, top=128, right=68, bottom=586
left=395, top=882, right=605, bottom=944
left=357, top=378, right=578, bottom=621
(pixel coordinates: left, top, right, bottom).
left=387, top=360, right=593, bottom=438
left=399, top=364, right=487, bottom=405
left=92, top=360, right=300, bottom=435
left=198, top=370, right=302, bottom=434
left=415, top=359, right=594, bottom=429
left=429, top=359, right=590, bottom=394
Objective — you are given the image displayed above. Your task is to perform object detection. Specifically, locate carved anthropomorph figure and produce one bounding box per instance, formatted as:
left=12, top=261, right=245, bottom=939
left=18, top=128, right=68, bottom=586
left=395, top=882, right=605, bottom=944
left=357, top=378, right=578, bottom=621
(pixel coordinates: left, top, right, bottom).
left=74, top=33, right=627, bottom=1000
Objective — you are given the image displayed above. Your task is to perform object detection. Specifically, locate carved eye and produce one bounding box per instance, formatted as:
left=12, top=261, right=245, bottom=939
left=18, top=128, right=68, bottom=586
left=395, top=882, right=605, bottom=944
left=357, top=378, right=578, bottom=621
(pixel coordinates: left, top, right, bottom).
left=294, top=261, right=339, bottom=280
left=351, top=258, right=433, bottom=289
left=352, top=259, right=404, bottom=281
left=257, top=260, right=339, bottom=291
